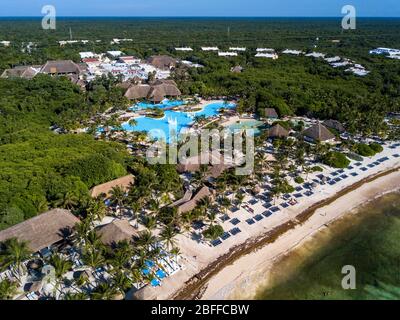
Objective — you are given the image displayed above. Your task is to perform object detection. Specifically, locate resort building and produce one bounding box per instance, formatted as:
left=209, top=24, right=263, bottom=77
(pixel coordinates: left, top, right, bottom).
left=229, top=47, right=246, bottom=51
left=118, top=56, right=141, bottom=65
left=175, top=47, right=193, bottom=51
left=282, top=49, right=303, bottom=55
left=264, top=108, right=279, bottom=120
left=124, top=80, right=181, bottom=103
left=89, top=174, right=135, bottom=198
left=0, top=209, right=80, bottom=253
left=82, top=58, right=101, bottom=67
left=107, top=51, right=124, bottom=58
left=303, top=123, right=336, bottom=143
left=305, top=52, right=326, bottom=59
left=255, top=52, right=279, bottom=59
left=268, top=123, right=290, bottom=139
left=345, top=67, right=370, bottom=76
left=256, top=48, right=275, bottom=52
left=369, top=47, right=400, bottom=56
left=41, top=60, right=83, bottom=77
left=323, top=119, right=346, bottom=134
left=1, top=65, right=41, bottom=79
left=79, top=51, right=96, bottom=59
left=231, top=66, right=243, bottom=73
left=218, top=52, right=238, bottom=57
left=96, top=220, right=139, bottom=247
left=324, top=56, right=341, bottom=63
left=201, top=47, right=219, bottom=51
left=176, top=186, right=214, bottom=214
left=146, top=55, right=177, bottom=70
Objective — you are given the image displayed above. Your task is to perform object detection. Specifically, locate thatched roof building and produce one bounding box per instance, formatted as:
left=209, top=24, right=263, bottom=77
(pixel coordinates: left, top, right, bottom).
left=90, top=175, right=134, bottom=198
left=303, top=123, right=336, bottom=142
left=146, top=55, right=177, bottom=70
left=96, top=220, right=139, bottom=246
left=124, top=80, right=181, bottom=103
left=323, top=119, right=346, bottom=134
left=268, top=123, right=290, bottom=138
left=0, top=209, right=80, bottom=252
left=264, top=108, right=279, bottom=119
left=1, top=66, right=40, bottom=79
left=41, top=60, right=82, bottom=76
left=177, top=186, right=213, bottom=214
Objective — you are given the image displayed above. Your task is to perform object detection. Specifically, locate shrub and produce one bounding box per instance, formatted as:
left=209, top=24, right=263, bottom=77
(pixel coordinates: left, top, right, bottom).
left=294, top=176, right=304, bottom=184
left=356, top=143, right=376, bottom=157
left=311, top=166, right=323, bottom=172
left=369, top=142, right=383, bottom=154
left=323, top=151, right=350, bottom=168
left=203, top=225, right=224, bottom=241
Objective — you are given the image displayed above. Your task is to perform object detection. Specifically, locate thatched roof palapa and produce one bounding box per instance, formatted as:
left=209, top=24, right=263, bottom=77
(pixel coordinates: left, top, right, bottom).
left=124, top=80, right=181, bottom=103
left=0, top=209, right=80, bottom=252
left=264, top=108, right=279, bottom=119
left=323, top=119, right=346, bottom=133
left=96, top=220, right=139, bottom=246
left=303, top=123, right=336, bottom=142
left=177, top=187, right=213, bottom=214
left=146, top=55, right=177, bottom=70
left=90, top=174, right=134, bottom=198
left=268, top=123, right=289, bottom=138
left=41, top=60, right=82, bottom=75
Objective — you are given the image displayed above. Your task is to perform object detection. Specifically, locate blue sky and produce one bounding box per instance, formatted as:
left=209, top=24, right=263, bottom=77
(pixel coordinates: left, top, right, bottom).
left=0, top=0, right=399, bottom=17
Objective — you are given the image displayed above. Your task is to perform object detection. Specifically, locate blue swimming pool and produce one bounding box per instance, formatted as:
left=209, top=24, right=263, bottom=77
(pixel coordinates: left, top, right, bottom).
left=131, top=99, right=186, bottom=110
left=122, top=101, right=235, bottom=142
left=227, top=120, right=264, bottom=135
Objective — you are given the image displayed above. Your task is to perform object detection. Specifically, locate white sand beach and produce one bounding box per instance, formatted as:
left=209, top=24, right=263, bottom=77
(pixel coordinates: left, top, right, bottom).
left=128, top=144, right=400, bottom=300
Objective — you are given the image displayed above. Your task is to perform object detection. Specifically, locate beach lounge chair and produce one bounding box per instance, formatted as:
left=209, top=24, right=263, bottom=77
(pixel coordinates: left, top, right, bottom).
left=151, top=279, right=161, bottom=287
left=211, top=239, right=223, bottom=247
left=246, top=218, right=256, bottom=225
left=262, top=211, right=273, bottom=218
left=360, top=167, right=368, bottom=171
left=281, top=202, right=289, bottom=208
left=254, top=214, right=264, bottom=221
left=229, top=218, right=240, bottom=225
left=221, top=232, right=231, bottom=240
left=156, top=269, right=166, bottom=280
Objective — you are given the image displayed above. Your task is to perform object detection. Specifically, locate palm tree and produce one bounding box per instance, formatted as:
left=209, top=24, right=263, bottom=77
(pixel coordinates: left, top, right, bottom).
left=49, top=254, right=72, bottom=290
left=197, top=196, right=212, bottom=218
left=109, top=186, right=126, bottom=209
left=86, top=199, right=107, bottom=222
left=74, top=220, right=91, bottom=244
left=54, top=191, right=79, bottom=210
left=128, top=118, right=138, bottom=127
left=170, top=246, right=181, bottom=263
left=130, top=268, right=143, bottom=287
left=136, top=231, right=157, bottom=250
left=0, top=238, right=32, bottom=277
left=130, top=201, right=142, bottom=229
left=0, top=279, right=19, bottom=300
left=113, top=271, right=132, bottom=293
left=82, top=249, right=105, bottom=270
left=63, top=292, right=89, bottom=300
left=160, top=225, right=178, bottom=250
left=219, top=196, right=231, bottom=215
left=207, top=211, right=218, bottom=226
left=91, top=282, right=119, bottom=300
left=143, top=216, right=157, bottom=231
